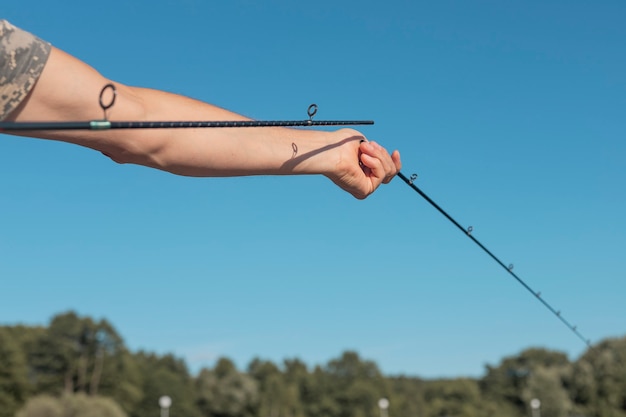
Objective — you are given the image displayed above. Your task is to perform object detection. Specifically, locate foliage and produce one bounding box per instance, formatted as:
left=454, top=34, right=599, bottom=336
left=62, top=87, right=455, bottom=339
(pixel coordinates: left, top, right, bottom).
left=570, top=337, right=626, bottom=417
left=131, top=352, right=200, bottom=417
left=0, top=327, right=30, bottom=417
left=196, top=357, right=259, bottom=417
left=2, top=312, right=626, bottom=417
left=16, top=393, right=126, bottom=417
left=248, top=358, right=304, bottom=417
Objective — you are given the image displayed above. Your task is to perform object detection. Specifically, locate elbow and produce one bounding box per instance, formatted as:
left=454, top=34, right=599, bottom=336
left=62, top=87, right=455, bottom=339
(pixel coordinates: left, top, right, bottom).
left=96, top=85, right=169, bottom=168
left=100, top=150, right=137, bottom=165
left=101, top=151, right=125, bottom=164
left=100, top=134, right=169, bottom=168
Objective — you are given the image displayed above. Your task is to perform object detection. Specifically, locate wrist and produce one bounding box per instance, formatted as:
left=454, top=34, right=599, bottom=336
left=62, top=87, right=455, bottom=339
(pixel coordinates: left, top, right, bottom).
left=321, top=128, right=364, bottom=180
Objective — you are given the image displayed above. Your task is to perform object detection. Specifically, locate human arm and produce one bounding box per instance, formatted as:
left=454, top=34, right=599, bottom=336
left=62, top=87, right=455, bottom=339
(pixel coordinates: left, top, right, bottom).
left=6, top=46, right=401, bottom=199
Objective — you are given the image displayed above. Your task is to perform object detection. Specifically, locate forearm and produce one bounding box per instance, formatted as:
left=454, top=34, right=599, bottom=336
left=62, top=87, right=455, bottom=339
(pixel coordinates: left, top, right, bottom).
left=123, top=87, right=353, bottom=177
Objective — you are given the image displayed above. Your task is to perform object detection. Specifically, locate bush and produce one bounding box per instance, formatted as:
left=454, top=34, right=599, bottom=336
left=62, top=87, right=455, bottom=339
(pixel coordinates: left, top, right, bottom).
left=16, top=394, right=127, bottom=417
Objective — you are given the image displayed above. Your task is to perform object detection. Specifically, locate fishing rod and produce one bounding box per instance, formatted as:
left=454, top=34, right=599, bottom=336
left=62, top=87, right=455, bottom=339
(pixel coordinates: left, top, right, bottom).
left=397, top=172, right=591, bottom=347
left=0, top=83, right=591, bottom=347
left=0, top=84, right=373, bottom=132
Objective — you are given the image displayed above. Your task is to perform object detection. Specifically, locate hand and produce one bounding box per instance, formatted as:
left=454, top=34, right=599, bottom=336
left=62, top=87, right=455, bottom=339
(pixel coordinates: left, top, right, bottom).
left=326, top=129, right=402, bottom=199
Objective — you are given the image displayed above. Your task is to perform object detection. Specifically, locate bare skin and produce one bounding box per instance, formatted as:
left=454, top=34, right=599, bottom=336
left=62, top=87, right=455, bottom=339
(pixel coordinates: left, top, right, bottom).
left=6, top=47, right=401, bottom=199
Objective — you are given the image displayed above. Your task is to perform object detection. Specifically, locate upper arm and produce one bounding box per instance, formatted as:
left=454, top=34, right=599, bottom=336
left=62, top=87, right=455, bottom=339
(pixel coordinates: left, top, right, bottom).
left=1, top=20, right=118, bottom=124
left=7, top=46, right=125, bottom=123
left=0, top=19, right=51, bottom=121
left=4, top=45, right=153, bottom=161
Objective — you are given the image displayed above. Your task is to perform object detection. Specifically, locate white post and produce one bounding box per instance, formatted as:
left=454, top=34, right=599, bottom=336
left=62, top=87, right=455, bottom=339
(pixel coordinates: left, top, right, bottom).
left=530, top=398, right=541, bottom=417
left=378, top=398, right=389, bottom=417
left=159, top=396, right=172, bottom=417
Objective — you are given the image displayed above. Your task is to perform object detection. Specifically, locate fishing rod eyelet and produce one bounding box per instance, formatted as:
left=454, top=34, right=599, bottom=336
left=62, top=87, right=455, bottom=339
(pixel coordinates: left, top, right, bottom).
left=408, top=173, right=418, bottom=184
left=307, top=104, right=318, bottom=122
left=99, top=83, right=117, bottom=120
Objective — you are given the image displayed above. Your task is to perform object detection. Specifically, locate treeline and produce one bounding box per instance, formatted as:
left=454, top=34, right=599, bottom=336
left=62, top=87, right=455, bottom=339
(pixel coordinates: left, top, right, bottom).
left=1, top=312, right=626, bottom=417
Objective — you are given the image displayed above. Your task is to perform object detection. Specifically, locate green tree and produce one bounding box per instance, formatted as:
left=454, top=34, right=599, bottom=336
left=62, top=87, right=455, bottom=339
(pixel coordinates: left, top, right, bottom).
left=387, top=377, right=427, bottom=417
left=89, top=320, right=142, bottom=413
left=571, top=337, right=626, bottom=417
left=322, top=351, right=390, bottom=417
left=27, top=312, right=128, bottom=395
left=280, top=359, right=308, bottom=417
left=424, top=378, right=503, bottom=417
left=480, top=347, right=572, bottom=417
left=248, top=358, right=297, bottom=417
left=301, top=365, right=340, bottom=417
left=131, top=352, right=200, bottom=417
left=196, top=357, right=259, bottom=417
left=524, top=366, right=572, bottom=417
left=19, top=310, right=143, bottom=415
left=0, top=327, right=31, bottom=417
left=27, top=314, right=81, bottom=395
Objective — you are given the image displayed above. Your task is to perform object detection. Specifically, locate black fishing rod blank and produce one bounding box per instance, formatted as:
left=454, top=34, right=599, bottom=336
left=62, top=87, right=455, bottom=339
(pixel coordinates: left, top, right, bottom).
left=0, top=118, right=374, bottom=131
left=397, top=171, right=591, bottom=347
left=0, top=84, right=373, bottom=132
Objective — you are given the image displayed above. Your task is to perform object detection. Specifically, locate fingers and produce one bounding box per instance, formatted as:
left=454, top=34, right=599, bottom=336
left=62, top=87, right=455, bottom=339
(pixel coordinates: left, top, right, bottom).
left=326, top=129, right=400, bottom=200
left=389, top=149, right=402, bottom=182
left=359, top=140, right=401, bottom=185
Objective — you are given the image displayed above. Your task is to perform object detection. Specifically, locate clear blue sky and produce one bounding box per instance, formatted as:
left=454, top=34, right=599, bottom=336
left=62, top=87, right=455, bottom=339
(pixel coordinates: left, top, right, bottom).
left=1, top=0, right=625, bottom=378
